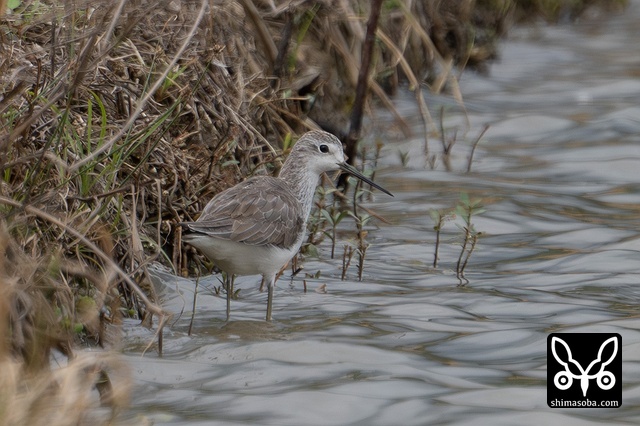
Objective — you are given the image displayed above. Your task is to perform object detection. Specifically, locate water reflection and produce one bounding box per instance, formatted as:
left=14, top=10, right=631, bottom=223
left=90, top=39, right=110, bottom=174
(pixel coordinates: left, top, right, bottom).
left=127, top=2, right=640, bottom=424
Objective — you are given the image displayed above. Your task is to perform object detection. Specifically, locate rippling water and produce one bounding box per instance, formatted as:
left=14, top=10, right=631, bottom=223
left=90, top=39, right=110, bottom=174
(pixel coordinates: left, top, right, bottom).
left=126, top=3, right=640, bottom=424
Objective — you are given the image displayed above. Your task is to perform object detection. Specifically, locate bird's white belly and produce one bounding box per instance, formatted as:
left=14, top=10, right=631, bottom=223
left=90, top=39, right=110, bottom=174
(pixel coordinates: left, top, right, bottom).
left=185, top=235, right=298, bottom=277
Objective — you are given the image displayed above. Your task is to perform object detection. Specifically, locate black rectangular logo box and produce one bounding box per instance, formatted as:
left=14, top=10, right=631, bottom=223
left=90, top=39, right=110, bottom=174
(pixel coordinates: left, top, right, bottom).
left=547, top=333, right=622, bottom=408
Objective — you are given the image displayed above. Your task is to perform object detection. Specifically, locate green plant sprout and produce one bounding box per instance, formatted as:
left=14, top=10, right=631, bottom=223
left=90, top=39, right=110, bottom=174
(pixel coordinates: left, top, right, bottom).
left=321, top=206, right=349, bottom=259
left=341, top=244, right=355, bottom=281
left=398, top=149, right=410, bottom=167
left=430, top=193, right=485, bottom=282
left=304, top=184, right=336, bottom=251
left=454, top=193, right=485, bottom=282
left=350, top=180, right=374, bottom=281
left=429, top=208, right=455, bottom=268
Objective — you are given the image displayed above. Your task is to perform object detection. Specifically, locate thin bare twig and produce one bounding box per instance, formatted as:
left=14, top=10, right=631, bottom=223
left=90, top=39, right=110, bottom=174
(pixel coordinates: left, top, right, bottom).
left=466, top=124, right=489, bottom=173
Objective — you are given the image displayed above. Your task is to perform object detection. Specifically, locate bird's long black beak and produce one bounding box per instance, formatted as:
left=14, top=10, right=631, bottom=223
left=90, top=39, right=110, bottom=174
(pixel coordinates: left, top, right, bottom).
left=338, top=162, right=393, bottom=197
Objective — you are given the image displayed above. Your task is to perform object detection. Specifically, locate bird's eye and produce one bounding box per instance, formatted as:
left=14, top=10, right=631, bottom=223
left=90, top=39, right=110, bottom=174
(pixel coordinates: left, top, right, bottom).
left=319, top=144, right=329, bottom=153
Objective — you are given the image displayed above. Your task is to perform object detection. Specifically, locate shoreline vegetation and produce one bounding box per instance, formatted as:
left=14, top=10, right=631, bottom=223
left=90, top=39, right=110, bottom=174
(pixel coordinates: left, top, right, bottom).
left=0, top=0, right=626, bottom=423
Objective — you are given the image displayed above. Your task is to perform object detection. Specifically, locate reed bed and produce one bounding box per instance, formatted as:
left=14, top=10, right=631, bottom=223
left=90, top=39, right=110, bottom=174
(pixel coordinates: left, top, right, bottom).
left=0, top=0, right=625, bottom=422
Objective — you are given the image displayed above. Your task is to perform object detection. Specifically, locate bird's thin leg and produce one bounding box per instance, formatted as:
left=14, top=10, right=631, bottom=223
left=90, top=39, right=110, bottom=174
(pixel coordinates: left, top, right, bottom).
left=266, top=274, right=275, bottom=321
left=226, top=274, right=234, bottom=321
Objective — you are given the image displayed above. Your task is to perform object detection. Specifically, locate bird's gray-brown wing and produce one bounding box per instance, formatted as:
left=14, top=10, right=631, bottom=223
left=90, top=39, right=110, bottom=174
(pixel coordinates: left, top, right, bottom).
left=181, top=177, right=304, bottom=249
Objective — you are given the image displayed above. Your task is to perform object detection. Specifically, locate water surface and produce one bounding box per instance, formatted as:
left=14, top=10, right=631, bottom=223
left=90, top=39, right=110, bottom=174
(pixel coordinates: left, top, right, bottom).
left=126, top=3, right=640, bottom=424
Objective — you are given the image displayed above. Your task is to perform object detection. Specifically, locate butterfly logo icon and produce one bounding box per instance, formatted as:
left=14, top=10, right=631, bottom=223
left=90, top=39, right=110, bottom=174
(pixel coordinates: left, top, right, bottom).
left=551, top=336, right=618, bottom=397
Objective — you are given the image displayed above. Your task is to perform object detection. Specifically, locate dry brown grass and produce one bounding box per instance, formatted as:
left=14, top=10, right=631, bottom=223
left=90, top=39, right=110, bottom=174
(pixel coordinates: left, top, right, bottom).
left=0, top=223, right=130, bottom=425
left=0, top=0, right=626, bottom=422
left=0, top=352, right=131, bottom=426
